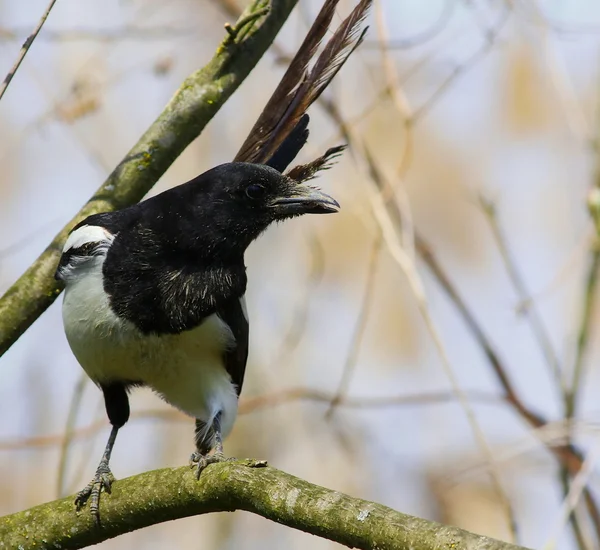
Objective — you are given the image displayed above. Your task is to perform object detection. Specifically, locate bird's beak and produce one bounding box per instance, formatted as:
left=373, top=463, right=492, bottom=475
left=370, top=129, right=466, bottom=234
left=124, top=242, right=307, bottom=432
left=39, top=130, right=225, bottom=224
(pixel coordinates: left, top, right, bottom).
left=270, top=185, right=340, bottom=216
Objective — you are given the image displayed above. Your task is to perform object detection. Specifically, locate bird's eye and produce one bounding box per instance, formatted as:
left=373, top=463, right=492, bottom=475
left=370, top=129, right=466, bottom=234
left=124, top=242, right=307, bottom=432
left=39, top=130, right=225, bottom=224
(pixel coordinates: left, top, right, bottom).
left=245, top=184, right=266, bottom=200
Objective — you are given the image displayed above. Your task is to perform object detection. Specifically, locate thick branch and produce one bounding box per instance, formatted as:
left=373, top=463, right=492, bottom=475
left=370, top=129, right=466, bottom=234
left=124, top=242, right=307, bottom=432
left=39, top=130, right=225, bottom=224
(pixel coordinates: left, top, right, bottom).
left=0, top=461, right=530, bottom=550
left=0, top=0, right=297, bottom=357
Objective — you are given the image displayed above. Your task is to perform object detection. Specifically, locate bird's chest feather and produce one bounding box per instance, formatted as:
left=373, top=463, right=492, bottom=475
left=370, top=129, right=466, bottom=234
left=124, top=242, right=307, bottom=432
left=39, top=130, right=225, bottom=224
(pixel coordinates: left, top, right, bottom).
left=62, top=255, right=238, bottom=424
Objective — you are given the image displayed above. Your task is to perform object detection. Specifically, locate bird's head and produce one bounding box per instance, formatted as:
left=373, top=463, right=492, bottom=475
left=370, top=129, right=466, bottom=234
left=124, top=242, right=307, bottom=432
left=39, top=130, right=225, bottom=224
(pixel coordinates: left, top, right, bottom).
left=174, top=162, right=339, bottom=257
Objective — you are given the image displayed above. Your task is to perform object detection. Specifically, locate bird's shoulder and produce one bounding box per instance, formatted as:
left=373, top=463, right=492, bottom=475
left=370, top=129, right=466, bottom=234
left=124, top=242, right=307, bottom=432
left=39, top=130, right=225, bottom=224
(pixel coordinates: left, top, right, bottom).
left=55, top=211, right=133, bottom=282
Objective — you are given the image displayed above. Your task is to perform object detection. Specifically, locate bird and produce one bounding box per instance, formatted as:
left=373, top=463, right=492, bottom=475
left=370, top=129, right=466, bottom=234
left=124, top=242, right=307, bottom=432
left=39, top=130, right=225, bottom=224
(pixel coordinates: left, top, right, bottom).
left=56, top=0, right=371, bottom=524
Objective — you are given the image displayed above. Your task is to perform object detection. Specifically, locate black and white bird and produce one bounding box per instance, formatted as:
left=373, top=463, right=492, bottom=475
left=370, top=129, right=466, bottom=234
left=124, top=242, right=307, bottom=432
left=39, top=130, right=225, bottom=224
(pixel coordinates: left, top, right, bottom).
left=56, top=0, right=370, bottom=524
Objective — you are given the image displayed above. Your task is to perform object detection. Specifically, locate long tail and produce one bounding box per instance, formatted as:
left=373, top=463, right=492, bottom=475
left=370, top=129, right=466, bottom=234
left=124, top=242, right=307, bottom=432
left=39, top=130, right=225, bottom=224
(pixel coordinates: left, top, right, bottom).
left=234, top=0, right=371, bottom=180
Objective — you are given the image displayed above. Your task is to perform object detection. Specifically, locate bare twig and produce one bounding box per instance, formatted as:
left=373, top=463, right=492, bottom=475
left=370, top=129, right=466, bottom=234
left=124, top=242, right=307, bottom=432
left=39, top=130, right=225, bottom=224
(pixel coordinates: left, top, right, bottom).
left=357, top=141, right=519, bottom=541
left=56, top=374, right=89, bottom=498
left=0, top=0, right=58, bottom=101
left=0, top=25, right=200, bottom=42
left=479, top=197, right=564, bottom=394
left=411, top=2, right=511, bottom=123
left=300, top=22, right=600, bottom=536
left=325, top=236, right=382, bottom=417
left=266, top=232, right=325, bottom=371
left=363, top=0, right=457, bottom=50
left=0, top=387, right=503, bottom=452
left=544, top=441, right=600, bottom=550
left=568, top=234, right=600, bottom=419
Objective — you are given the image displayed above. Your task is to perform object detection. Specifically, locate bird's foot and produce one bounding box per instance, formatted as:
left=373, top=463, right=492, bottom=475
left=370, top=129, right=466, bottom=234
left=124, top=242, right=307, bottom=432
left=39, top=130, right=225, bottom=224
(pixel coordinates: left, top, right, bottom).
left=74, top=461, right=115, bottom=525
left=190, top=450, right=236, bottom=479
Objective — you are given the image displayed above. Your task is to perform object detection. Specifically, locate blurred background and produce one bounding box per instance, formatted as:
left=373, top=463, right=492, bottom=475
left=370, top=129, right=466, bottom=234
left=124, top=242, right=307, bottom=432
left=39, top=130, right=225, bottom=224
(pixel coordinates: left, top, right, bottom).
left=1, top=0, right=600, bottom=548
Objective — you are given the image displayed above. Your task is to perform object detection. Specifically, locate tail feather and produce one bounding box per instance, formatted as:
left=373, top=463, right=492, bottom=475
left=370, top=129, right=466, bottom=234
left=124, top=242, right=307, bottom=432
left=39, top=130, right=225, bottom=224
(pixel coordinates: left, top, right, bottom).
left=234, top=0, right=371, bottom=178
left=265, top=113, right=310, bottom=173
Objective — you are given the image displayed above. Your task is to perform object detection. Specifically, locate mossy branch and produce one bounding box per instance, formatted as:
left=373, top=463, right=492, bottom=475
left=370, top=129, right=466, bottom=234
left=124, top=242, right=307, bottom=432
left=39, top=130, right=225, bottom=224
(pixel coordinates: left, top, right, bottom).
left=0, top=461, right=531, bottom=550
left=0, top=0, right=297, bottom=357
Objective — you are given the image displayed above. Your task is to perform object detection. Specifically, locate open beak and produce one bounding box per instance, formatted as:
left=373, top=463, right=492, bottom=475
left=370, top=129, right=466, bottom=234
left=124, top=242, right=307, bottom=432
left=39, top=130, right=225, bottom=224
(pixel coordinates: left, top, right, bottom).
left=270, top=185, right=340, bottom=216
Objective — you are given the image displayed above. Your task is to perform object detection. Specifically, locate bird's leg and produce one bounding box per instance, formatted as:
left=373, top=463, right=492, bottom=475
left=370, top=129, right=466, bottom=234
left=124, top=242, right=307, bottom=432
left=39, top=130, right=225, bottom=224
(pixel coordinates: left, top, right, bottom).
left=190, top=413, right=234, bottom=479
left=75, top=383, right=129, bottom=525
left=74, top=425, right=119, bottom=525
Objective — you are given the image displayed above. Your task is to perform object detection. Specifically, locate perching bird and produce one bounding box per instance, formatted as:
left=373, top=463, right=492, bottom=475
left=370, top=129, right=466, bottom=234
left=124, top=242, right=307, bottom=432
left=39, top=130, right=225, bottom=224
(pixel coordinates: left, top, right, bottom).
left=56, top=0, right=371, bottom=524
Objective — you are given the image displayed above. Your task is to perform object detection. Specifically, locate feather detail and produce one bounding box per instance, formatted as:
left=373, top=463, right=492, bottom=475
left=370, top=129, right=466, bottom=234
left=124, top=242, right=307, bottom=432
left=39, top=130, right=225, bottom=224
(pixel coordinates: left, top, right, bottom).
left=265, top=113, right=310, bottom=173
left=286, top=144, right=347, bottom=182
left=234, top=0, right=371, bottom=174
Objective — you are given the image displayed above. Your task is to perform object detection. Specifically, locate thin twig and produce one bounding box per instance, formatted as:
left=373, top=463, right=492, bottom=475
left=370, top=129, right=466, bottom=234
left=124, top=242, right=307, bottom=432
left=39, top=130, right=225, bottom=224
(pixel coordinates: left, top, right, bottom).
left=308, top=29, right=600, bottom=534
left=362, top=0, right=457, bottom=50
left=357, top=141, right=519, bottom=541
left=568, top=243, right=600, bottom=419
left=326, top=235, right=382, bottom=417
left=266, top=232, right=325, bottom=371
left=0, top=26, right=200, bottom=42
left=479, top=196, right=564, bottom=394
left=411, top=2, right=511, bottom=123
left=0, top=387, right=504, bottom=452
left=56, top=374, right=88, bottom=498
left=0, top=0, right=58, bottom=102
left=544, top=441, right=600, bottom=550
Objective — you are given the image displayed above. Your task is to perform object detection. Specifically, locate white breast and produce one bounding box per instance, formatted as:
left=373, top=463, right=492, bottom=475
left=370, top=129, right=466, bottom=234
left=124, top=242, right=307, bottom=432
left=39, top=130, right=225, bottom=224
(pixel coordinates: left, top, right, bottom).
left=61, top=236, right=239, bottom=438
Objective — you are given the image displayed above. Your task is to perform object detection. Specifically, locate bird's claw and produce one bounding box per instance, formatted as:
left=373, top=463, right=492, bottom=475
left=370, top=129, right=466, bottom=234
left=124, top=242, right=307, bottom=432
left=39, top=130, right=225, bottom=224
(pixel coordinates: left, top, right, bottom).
left=74, top=462, right=115, bottom=525
left=190, top=450, right=235, bottom=479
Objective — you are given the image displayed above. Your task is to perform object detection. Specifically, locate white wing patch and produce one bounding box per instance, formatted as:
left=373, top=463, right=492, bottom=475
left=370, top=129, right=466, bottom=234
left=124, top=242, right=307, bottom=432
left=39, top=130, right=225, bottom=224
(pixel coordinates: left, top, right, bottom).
left=63, top=225, right=114, bottom=253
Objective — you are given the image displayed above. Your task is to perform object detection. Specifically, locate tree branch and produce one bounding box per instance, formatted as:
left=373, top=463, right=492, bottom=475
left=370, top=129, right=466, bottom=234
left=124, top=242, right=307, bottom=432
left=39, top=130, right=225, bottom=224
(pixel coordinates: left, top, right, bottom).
left=0, top=461, right=531, bottom=550
left=0, top=0, right=298, bottom=357
left=0, top=0, right=58, bottom=101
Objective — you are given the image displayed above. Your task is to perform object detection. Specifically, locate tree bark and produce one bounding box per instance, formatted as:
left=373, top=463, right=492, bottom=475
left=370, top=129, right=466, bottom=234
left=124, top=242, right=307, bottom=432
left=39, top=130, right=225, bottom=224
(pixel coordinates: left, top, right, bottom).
left=0, top=461, right=531, bottom=550
left=0, top=0, right=297, bottom=357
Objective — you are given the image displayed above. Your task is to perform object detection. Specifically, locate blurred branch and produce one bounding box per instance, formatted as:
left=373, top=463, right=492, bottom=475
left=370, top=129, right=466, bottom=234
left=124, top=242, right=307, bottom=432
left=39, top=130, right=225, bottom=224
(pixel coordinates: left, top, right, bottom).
left=266, top=233, right=325, bottom=371
left=545, top=442, right=600, bottom=550
left=567, top=235, right=600, bottom=420
left=411, top=1, right=511, bottom=123
left=0, top=462, right=532, bottom=550
left=57, top=374, right=89, bottom=498
left=310, top=43, right=600, bottom=540
left=0, top=26, right=199, bottom=42
left=0, top=387, right=502, bottom=451
left=358, top=143, right=518, bottom=541
left=0, top=0, right=58, bottom=101
left=362, top=0, right=456, bottom=50
left=555, top=67, right=600, bottom=548
left=326, top=236, right=381, bottom=417
left=350, top=130, right=600, bottom=541
left=479, top=197, right=564, bottom=394
left=0, top=0, right=297, bottom=357
left=480, top=194, right=591, bottom=547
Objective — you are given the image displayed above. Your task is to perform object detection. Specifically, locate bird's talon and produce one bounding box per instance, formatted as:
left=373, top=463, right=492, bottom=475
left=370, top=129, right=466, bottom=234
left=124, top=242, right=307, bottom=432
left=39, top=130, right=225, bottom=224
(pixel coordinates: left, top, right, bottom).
left=191, top=450, right=235, bottom=479
left=74, top=465, right=115, bottom=524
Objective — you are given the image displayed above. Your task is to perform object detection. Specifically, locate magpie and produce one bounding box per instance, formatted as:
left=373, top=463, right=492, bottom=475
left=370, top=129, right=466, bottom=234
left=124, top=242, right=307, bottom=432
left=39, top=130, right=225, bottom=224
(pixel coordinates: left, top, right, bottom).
left=56, top=0, right=371, bottom=524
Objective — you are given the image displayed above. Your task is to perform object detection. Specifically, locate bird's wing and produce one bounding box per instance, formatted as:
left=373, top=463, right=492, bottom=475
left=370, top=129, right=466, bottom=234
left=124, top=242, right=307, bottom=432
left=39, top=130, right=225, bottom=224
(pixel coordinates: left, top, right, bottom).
left=217, top=297, right=249, bottom=396
left=234, top=0, right=371, bottom=175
